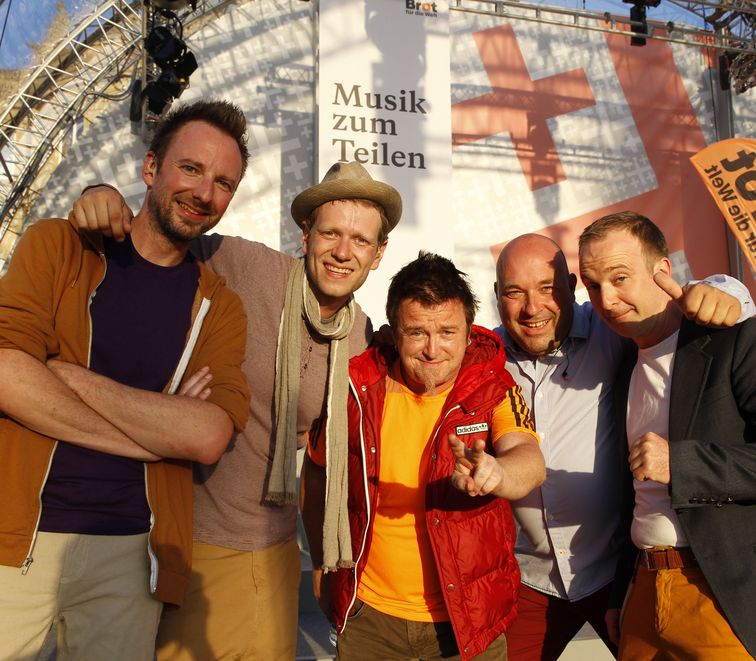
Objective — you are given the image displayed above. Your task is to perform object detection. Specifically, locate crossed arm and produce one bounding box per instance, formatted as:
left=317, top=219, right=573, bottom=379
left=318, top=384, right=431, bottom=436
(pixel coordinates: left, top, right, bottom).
left=0, top=348, right=159, bottom=461
left=0, top=348, right=232, bottom=464
left=48, top=359, right=232, bottom=464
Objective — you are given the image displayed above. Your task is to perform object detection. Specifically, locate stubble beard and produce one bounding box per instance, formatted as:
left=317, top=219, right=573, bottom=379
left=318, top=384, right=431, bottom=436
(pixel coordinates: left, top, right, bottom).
left=148, top=192, right=211, bottom=244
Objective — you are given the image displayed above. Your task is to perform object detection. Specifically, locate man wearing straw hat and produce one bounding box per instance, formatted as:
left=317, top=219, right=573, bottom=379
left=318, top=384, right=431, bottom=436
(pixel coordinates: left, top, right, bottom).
left=71, top=160, right=402, bottom=660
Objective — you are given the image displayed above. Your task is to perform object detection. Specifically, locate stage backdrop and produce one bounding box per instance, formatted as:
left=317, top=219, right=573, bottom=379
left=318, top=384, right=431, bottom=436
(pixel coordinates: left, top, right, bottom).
left=28, top=0, right=755, bottom=327
left=317, top=0, right=452, bottom=323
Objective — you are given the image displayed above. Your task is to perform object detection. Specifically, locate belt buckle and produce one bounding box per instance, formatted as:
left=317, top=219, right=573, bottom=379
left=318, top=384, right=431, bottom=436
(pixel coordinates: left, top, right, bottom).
left=641, top=547, right=670, bottom=570
left=641, top=548, right=656, bottom=570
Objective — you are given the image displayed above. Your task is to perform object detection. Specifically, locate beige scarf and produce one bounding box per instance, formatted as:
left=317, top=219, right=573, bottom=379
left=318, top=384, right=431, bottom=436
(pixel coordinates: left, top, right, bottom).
left=266, top=258, right=355, bottom=570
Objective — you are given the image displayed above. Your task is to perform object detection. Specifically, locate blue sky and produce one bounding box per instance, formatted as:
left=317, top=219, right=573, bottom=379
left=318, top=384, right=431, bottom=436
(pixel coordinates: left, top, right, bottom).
left=0, top=0, right=97, bottom=69
left=0, top=0, right=707, bottom=70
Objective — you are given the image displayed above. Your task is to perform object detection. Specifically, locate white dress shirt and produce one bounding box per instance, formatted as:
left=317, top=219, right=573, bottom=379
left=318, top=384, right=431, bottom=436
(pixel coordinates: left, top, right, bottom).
left=496, top=302, right=627, bottom=600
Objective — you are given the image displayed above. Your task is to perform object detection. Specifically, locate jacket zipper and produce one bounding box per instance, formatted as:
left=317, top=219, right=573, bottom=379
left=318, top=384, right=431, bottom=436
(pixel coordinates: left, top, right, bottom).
left=429, top=404, right=461, bottom=459
left=340, top=378, right=374, bottom=634
left=21, top=444, right=58, bottom=574
left=167, top=297, right=211, bottom=394
left=144, top=474, right=159, bottom=593
left=144, top=295, right=213, bottom=594
left=22, top=250, right=108, bottom=574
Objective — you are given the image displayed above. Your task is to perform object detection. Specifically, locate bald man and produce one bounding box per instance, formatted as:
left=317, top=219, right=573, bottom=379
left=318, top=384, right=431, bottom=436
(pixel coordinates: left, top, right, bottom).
left=491, top=233, right=753, bottom=661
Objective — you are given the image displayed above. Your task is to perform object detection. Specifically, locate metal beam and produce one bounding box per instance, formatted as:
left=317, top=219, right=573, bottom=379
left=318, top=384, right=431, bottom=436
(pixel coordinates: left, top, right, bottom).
left=450, top=0, right=755, bottom=53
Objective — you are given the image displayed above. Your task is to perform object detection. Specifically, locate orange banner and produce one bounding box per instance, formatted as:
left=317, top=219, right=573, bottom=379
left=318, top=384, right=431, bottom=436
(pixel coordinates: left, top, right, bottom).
left=691, top=138, right=756, bottom=274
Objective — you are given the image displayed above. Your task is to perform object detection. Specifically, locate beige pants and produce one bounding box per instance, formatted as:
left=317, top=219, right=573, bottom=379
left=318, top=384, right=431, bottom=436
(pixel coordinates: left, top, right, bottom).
left=156, top=537, right=301, bottom=661
left=0, top=531, right=162, bottom=661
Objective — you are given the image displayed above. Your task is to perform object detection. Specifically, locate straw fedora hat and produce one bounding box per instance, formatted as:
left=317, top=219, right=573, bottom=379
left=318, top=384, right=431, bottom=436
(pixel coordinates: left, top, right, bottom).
left=290, top=161, right=402, bottom=231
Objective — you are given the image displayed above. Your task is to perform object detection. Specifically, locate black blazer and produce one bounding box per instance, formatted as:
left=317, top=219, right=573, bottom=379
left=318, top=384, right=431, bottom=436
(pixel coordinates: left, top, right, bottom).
left=612, top=317, right=756, bottom=656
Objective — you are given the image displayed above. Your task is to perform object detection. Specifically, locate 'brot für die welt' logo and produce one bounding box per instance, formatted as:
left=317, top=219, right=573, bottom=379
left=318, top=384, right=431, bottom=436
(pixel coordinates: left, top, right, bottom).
left=406, top=0, right=438, bottom=17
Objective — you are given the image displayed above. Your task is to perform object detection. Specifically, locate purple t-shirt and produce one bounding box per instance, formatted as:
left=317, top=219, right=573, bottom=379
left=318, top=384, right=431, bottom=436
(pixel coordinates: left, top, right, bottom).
left=39, top=235, right=199, bottom=535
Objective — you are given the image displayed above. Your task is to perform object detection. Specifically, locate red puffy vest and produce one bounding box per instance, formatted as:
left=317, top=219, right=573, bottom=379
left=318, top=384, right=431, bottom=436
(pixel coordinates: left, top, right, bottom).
left=328, top=325, right=522, bottom=661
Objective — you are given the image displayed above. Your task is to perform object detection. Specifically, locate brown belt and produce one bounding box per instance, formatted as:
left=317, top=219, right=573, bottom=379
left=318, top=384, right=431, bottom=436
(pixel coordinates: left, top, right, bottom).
left=639, top=546, right=697, bottom=570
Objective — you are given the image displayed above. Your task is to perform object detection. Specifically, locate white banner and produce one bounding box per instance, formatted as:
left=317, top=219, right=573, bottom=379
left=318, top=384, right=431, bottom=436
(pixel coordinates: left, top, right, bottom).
left=318, top=0, right=452, bottom=324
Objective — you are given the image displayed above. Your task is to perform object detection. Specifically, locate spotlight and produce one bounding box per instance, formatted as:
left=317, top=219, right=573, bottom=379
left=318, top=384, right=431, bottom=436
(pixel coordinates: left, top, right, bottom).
left=629, top=4, right=648, bottom=46
left=134, top=9, right=198, bottom=119
left=144, top=70, right=182, bottom=115
left=623, top=0, right=660, bottom=47
left=145, top=25, right=197, bottom=81
left=145, top=25, right=187, bottom=69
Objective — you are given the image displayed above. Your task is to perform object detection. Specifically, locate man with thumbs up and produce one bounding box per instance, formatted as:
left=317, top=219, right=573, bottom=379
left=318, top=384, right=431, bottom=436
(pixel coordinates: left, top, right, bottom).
left=579, top=211, right=756, bottom=659
left=301, top=252, right=546, bottom=661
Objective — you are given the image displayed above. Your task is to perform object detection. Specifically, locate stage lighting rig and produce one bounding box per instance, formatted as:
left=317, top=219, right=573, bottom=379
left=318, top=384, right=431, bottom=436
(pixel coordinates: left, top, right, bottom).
left=702, top=2, right=756, bottom=95
left=131, top=3, right=198, bottom=122
left=622, top=0, right=661, bottom=46
left=720, top=49, right=756, bottom=95
left=143, top=17, right=198, bottom=114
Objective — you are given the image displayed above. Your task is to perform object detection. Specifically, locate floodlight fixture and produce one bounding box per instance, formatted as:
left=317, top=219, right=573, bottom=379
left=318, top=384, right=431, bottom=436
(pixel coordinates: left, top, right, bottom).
left=622, top=0, right=660, bottom=47
left=134, top=7, right=198, bottom=119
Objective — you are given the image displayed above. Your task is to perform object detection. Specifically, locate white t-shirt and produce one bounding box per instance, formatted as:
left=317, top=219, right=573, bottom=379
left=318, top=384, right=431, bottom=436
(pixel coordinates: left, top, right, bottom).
left=627, top=330, right=689, bottom=548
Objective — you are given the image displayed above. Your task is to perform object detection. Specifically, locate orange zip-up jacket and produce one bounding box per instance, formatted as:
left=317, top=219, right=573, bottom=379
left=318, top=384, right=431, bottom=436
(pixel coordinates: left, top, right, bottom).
left=0, top=218, right=250, bottom=606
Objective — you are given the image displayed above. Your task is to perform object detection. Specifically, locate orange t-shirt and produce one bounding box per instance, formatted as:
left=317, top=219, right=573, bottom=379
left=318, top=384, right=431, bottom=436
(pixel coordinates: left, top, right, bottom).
left=306, top=366, right=537, bottom=621
left=359, top=367, right=536, bottom=622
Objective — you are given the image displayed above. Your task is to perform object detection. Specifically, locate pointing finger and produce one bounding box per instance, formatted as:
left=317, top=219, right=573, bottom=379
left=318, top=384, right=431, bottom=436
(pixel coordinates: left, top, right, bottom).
left=448, top=434, right=466, bottom=458
left=448, top=434, right=474, bottom=471
left=470, top=439, right=487, bottom=464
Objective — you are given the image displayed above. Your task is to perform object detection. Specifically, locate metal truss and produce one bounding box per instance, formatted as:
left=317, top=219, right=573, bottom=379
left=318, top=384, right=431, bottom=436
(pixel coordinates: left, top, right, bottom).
left=0, top=1, right=141, bottom=255
left=668, top=0, right=754, bottom=46
left=0, top=0, right=236, bottom=268
left=451, top=0, right=755, bottom=53
left=669, top=0, right=756, bottom=94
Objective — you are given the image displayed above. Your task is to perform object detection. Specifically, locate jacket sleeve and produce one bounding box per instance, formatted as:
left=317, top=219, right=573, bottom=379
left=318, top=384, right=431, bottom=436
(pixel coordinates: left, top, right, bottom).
left=669, top=319, right=756, bottom=507
left=187, top=285, right=250, bottom=434
left=0, top=220, right=70, bottom=361
left=694, top=274, right=755, bottom=321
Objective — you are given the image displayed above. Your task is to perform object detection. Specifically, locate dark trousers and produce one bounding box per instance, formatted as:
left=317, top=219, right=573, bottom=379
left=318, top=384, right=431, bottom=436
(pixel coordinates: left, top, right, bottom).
left=336, top=600, right=508, bottom=660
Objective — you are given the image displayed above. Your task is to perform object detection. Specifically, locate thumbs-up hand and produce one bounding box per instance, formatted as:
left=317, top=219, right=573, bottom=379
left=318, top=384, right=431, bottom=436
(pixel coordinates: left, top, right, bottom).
left=654, top=272, right=741, bottom=327
left=448, top=434, right=502, bottom=497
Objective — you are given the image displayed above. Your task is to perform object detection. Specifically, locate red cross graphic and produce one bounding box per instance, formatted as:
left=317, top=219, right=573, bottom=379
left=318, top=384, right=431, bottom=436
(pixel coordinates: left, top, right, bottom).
left=452, top=24, right=596, bottom=190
